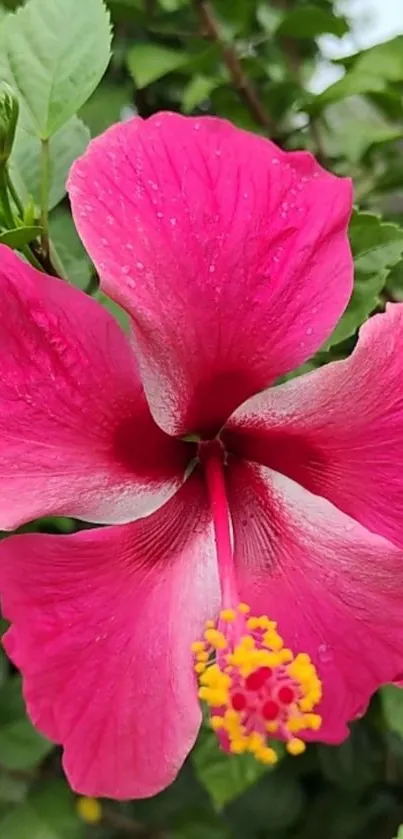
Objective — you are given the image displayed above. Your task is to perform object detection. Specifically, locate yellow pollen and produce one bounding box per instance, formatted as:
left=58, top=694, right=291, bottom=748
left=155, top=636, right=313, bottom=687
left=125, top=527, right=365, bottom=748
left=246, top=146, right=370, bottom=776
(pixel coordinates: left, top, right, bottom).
left=192, top=602, right=322, bottom=767
left=191, top=641, right=206, bottom=653
left=76, top=797, right=103, bottom=825
left=220, top=609, right=236, bottom=621
left=286, top=738, right=306, bottom=756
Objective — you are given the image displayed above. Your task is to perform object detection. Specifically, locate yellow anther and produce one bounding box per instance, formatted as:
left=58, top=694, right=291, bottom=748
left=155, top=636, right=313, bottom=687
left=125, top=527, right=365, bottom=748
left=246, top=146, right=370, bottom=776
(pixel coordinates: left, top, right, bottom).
left=230, top=739, right=248, bottom=754
left=247, top=616, right=273, bottom=631
left=239, top=635, right=255, bottom=649
left=287, top=738, right=306, bottom=756
left=263, top=630, right=284, bottom=651
left=191, top=641, right=206, bottom=653
left=257, top=747, right=278, bottom=765
left=192, top=604, right=322, bottom=769
left=220, top=609, right=236, bottom=621
left=278, top=648, right=293, bottom=663
left=224, top=709, right=239, bottom=723
left=304, top=714, right=322, bottom=731
left=76, top=797, right=103, bottom=825
left=286, top=717, right=306, bottom=734
left=204, top=629, right=227, bottom=649
left=196, top=651, right=209, bottom=662
left=248, top=732, right=265, bottom=753
left=211, top=716, right=225, bottom=731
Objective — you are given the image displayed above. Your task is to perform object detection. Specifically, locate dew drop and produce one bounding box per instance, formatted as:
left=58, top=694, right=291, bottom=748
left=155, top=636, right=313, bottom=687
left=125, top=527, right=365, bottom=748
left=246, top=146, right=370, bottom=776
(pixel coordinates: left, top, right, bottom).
left=209, top=264, right=216, bottom=273
left=169, top=217, right=177, bottom=226
left=156, top=211, right=164, bottom=219
left=318, top=643, right=333, bottom=664
left=194, top=122, right=201, bottom=131
left=136, top=260, right=144, bottom=270
left=306, top=327, right=313, bottom=336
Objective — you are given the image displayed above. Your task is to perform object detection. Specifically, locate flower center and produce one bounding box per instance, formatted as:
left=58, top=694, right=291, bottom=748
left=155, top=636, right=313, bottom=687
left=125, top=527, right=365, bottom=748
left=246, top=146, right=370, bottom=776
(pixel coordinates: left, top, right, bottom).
left=193, top=442, right=322, bottom=764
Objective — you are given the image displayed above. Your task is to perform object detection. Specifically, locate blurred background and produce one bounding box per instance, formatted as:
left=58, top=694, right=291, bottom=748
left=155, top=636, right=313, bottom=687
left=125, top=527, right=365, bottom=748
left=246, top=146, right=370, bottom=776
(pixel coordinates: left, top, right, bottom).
left=1, top=0, right=403, bottom=837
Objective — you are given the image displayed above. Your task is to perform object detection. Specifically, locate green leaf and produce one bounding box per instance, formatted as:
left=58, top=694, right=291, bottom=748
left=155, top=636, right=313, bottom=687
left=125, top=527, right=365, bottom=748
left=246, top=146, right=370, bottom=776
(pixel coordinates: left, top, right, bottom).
left=225, top=765, right=304, bottom=833
left=0, top=678, right=53, bottom=770
left=395, top=828, right=403, bottom=839
left=311, top=72, right=387, bottom=111
left=0, top=0, right=111, bottom=138
left=0, top=780, right=86, bottom=839
left=0, top=770, right=29, bottom=803
left=127, top=43, right=190, bottom=88
left=181, top=75, right=219, bottom=113
left=79, top=81, right=133, bottom=136
left=192, top=724, right=272, bottom=810
left=312, top=36, right=403, bottom=112
left=277, top=5, right=348, bottom=39
left=317, top=724, right=383, bottom=791
left=0, top=225, right=41, bottom=247
left=49, top=207, right=91, bottom=289
left=387, top=259, right=403, bottom=301
left=95, top=290, right=129, bottom=330
left=10, top=116, right=90, bottom=210
left=319, top=98, right=403, bottom=164
left=326, top=212, right=403, bottom=348
left=352, top=36, right=403, bottom=83
left=381, top=685, right=403, bottom=738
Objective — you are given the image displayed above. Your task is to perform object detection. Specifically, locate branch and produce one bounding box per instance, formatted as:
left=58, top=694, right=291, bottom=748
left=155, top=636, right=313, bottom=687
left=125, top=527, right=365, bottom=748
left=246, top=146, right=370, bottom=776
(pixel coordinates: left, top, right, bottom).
left=270, top=0, right=326, bottom=162
left=193, top=0, right=275, bottom=133
left=103, top=809, right=165, bottom=839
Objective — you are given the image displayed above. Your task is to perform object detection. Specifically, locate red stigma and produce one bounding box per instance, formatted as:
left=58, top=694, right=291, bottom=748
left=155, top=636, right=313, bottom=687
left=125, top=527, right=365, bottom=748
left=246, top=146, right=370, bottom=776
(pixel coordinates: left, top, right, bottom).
left=231, top=692, right=247, bottom=711
left=245, top=667, right=272, bottom=691
left=262, top=699, right=280, bottom=721
left=278, top=686, right=295, bottom=705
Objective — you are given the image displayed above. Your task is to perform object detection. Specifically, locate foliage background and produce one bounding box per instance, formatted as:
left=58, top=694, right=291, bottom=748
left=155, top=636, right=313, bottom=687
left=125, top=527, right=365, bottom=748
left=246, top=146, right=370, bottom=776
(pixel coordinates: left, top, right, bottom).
left=1, top=0, right=403, bottom=836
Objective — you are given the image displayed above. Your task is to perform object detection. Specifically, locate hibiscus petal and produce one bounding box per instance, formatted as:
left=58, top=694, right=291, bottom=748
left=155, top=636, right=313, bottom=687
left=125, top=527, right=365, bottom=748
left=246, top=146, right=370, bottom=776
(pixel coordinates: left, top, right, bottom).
left=0, top=474, right=219, bottom=799
left=0, top=246, right=191, bottom=529
left=225, top=304, right=403, bottom=548
left=227, top=459, right=403, bottom=743
left=68, top=113, right=353, bottom=437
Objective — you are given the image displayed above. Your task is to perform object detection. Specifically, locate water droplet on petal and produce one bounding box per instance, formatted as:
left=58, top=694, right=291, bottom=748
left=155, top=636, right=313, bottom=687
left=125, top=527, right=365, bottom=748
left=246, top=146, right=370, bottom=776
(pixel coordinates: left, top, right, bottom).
left=306, top=327, right=313, bottom=336
left=136, top=261, right=144, bottom=270
left=318, top=643, right=333, bottom=664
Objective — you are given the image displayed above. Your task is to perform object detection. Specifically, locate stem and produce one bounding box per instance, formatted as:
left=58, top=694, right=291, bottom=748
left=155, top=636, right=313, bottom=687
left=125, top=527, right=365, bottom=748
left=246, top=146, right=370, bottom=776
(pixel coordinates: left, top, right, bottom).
left=103, top=808, right=165, bottom=838
left=0, top=170, right=16, bottom=228
left=5, top=168, right=24, bottom=217
left=40, top=137, right=50, bottom=259
left=271, top=0, right=326, bottom=161
left=193, top=0, right=275, bottom=134
left=202, top=442, right=236, bottom=605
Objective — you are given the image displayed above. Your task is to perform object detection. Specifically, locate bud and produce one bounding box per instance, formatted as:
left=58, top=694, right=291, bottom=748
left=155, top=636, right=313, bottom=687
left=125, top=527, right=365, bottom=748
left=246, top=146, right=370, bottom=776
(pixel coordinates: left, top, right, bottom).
left=76, top=797, right=103, bottom=825
left=0, top=83, right=19, bottom=166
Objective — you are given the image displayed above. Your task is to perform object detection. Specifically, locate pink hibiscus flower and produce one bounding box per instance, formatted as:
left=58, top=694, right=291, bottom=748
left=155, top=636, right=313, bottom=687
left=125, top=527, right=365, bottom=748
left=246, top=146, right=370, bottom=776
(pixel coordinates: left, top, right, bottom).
left=0, top=113, right=403, bottom=801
